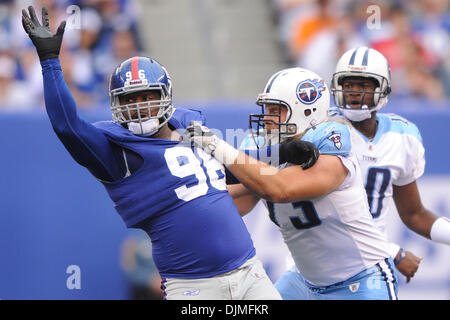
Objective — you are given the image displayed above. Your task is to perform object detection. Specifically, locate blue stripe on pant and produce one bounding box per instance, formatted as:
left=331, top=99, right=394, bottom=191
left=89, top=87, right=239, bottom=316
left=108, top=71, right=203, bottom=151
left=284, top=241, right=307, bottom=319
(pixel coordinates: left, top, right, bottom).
left=275, top=258, right=398, bottom=300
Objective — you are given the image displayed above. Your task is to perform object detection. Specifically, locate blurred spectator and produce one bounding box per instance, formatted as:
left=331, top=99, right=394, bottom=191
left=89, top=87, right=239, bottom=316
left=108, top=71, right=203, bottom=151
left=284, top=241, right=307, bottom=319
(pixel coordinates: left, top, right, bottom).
left=353, top=0, right=393, bottom=44
left=288, top=0, right=337, bottom=64
left=85, top=0, right=142, bottom=54
left=298, top=10, right=365, bottom=85
left=93, top=28, right=139, bottom=96
left=406, top=65, right=445, bottom=102
left=280, top=0, right=364, bottom=84
left=411, top=0, right=450, bottom=98
left=370, top=4, right=445, bottom=102
left=1, top=0, right=448, bottom=111
left=120, top=230, right=163, bottom=300
left=0, top=51, right=35, bottom=111
left=370, top=5, right=438, bottom=72
left=59, top=48, right=99, bottom=108
left=274, top=0, right=450, bottom=104
left=0, top=0, right=143, bottom=112
left=271, top=0, right=316, bottom=53
left=62, top=7, right=104, bottom=107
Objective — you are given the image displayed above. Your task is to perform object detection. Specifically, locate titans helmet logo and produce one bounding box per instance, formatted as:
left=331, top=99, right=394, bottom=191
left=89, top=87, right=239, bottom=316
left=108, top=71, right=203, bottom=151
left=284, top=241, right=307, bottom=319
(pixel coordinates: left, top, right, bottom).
left=296, top=79, right=326, bottom=105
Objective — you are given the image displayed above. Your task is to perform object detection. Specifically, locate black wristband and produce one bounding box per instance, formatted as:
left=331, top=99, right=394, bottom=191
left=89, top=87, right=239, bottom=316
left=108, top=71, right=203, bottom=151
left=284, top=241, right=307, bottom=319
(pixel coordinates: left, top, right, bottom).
left=30, top=36, right=63, bottom=61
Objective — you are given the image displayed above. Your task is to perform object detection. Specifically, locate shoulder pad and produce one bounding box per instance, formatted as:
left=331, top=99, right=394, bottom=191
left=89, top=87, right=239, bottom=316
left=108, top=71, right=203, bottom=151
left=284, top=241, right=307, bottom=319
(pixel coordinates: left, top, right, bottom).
left=303, top=121, right=351, bottom=156
left=381, top=113, right=423, bottom=144
left=169, top=107, right=206, bottom=129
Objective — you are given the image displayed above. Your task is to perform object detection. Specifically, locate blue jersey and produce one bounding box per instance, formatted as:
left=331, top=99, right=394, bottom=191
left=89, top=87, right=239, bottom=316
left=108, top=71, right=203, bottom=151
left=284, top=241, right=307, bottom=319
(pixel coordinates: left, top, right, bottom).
left=41, top=58, right=255, bottom=279
left=301, top=121, right=351, bottom=156
left=238, top=121, right=351, bottom=162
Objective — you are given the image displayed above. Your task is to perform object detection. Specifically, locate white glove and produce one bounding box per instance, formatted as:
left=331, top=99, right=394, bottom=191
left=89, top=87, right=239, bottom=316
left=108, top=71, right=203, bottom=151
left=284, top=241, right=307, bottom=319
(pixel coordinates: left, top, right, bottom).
left=184, top=121, right=239, bottom=165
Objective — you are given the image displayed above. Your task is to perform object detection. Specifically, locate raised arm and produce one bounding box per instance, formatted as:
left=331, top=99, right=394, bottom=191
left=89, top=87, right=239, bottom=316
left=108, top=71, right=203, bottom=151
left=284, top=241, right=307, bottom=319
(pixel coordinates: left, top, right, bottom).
left=41, top=59, right=124, bottom=181
left=22, top=6, right=124, bottom=182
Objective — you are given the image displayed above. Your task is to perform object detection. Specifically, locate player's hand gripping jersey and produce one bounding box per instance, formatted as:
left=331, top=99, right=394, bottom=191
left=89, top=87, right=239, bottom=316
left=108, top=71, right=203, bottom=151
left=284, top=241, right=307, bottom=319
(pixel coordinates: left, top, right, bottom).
left=261, top=121, right=392, bottom=286
left=349, top=113, right=425, bottom=237
left=41, top=58, right=255, bottom=279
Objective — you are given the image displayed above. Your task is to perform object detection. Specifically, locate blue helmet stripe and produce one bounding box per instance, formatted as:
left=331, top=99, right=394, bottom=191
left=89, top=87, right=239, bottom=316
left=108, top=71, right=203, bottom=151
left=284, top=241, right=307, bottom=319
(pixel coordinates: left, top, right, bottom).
left=348, top=48, right=359, bottom=65
left=362, top=47, right=370, bottom=66
left=265, top=71, right=283, bottom=93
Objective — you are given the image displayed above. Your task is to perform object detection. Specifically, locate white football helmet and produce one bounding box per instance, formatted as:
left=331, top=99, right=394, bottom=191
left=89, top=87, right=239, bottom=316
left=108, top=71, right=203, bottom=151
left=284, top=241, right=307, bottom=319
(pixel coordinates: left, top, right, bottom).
left=331, top=47, right=391, bottom=121
left=250, top=67, right=330, bottom=144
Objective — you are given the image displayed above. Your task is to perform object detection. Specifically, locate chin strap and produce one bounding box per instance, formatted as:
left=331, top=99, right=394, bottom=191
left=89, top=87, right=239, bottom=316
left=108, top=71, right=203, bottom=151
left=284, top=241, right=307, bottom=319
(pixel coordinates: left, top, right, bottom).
left=341, top=105, right=372, bottom=122
left=127, top=119, right=160, bottom=136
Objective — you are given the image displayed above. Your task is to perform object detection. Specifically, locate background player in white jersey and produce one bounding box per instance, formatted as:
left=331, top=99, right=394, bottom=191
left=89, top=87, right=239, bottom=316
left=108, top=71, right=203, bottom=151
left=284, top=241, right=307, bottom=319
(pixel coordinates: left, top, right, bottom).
left=331, top=47, right=450, bottom=282
left=273, top=47, right=450, bottom=297
left=186, top=67, right=399, bottom=300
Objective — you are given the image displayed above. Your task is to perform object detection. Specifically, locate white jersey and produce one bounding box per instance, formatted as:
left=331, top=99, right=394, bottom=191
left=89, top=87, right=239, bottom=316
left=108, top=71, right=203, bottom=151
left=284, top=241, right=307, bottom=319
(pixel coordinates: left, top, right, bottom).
left=349, top=113, right=425, bottom=240
left=244, top=121, right=392, bottom=287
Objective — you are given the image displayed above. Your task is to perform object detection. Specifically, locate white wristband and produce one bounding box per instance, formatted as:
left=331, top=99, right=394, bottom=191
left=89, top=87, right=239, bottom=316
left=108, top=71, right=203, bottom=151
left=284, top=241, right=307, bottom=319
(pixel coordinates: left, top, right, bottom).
left=387, top=242, right=401, bottom=260
left=211, top=138, right=240, bottom=166
left=430, top=217, right=450, bottom=245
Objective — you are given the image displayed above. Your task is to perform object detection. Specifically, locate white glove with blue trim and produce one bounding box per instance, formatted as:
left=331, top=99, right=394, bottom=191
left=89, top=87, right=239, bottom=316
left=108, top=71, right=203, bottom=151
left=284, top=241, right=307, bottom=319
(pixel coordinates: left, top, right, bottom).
left=184, top=121, right=239, bottom=165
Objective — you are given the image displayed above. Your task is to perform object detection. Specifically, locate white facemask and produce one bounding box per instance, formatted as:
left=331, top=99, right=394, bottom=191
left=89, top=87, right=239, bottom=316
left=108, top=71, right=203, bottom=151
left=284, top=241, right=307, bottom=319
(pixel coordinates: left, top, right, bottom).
left=127, top=118, right=160, bottom=136
left=341, top=104, right=372, bottom=122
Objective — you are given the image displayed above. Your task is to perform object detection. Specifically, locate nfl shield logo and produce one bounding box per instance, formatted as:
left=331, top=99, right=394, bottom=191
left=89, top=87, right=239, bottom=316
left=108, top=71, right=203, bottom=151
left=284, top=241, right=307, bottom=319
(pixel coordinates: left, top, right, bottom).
left=349, top=282, right=360, bottom=293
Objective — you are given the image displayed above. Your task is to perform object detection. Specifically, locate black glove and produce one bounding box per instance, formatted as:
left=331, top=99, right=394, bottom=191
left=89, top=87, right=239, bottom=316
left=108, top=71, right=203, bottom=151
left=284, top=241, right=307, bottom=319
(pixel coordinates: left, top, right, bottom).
left=22, top=6, right=66, bottom=61
left=279, top=139, right=319, bottom=169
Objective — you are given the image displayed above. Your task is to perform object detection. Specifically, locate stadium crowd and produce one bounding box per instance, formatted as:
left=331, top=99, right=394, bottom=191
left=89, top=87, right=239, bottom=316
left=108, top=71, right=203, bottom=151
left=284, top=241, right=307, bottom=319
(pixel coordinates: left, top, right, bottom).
left=0, top=0, right=142, bottom=111
left=0, top=0, right=448, bottom=111
left=272, top=0, right=450, bottom=103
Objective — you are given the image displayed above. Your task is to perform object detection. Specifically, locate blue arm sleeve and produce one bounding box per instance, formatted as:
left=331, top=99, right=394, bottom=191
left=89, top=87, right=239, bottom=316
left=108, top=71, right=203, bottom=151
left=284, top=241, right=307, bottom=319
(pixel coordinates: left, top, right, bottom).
left=169, top=107, right=206, bottom=129
left=41, top=58, right=124, bottom=181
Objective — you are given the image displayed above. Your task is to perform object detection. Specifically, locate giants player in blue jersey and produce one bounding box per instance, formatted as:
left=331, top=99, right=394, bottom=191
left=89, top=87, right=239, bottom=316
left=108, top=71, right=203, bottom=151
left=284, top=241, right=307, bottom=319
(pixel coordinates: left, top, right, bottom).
left=186, top=67, right=400, bottom=299
left=21, top=6, right=289, bottom=300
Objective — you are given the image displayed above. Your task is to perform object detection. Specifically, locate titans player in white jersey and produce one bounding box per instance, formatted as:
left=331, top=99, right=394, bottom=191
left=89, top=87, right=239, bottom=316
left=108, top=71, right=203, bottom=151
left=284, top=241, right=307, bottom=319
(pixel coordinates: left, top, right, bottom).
left=186, top=67, right=399, bottom=300
left=271, top=48, right=450, bottom=298
left=330, top=47, right=450, bottom=279
left=22, top=6, right=282, bottom=300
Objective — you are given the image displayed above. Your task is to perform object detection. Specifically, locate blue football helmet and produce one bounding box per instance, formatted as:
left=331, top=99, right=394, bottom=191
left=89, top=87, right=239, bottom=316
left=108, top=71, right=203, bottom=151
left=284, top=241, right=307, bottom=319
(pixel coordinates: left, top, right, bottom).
left=109, top=56, right=173, bottom=135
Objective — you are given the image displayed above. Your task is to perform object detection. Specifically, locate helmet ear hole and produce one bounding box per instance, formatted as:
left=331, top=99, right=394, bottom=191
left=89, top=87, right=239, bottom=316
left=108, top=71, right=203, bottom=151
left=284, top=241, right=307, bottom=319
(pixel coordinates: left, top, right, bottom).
left=385, top=86, right=392, bottom=95
left=304, top=109, right=312, bottom=117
